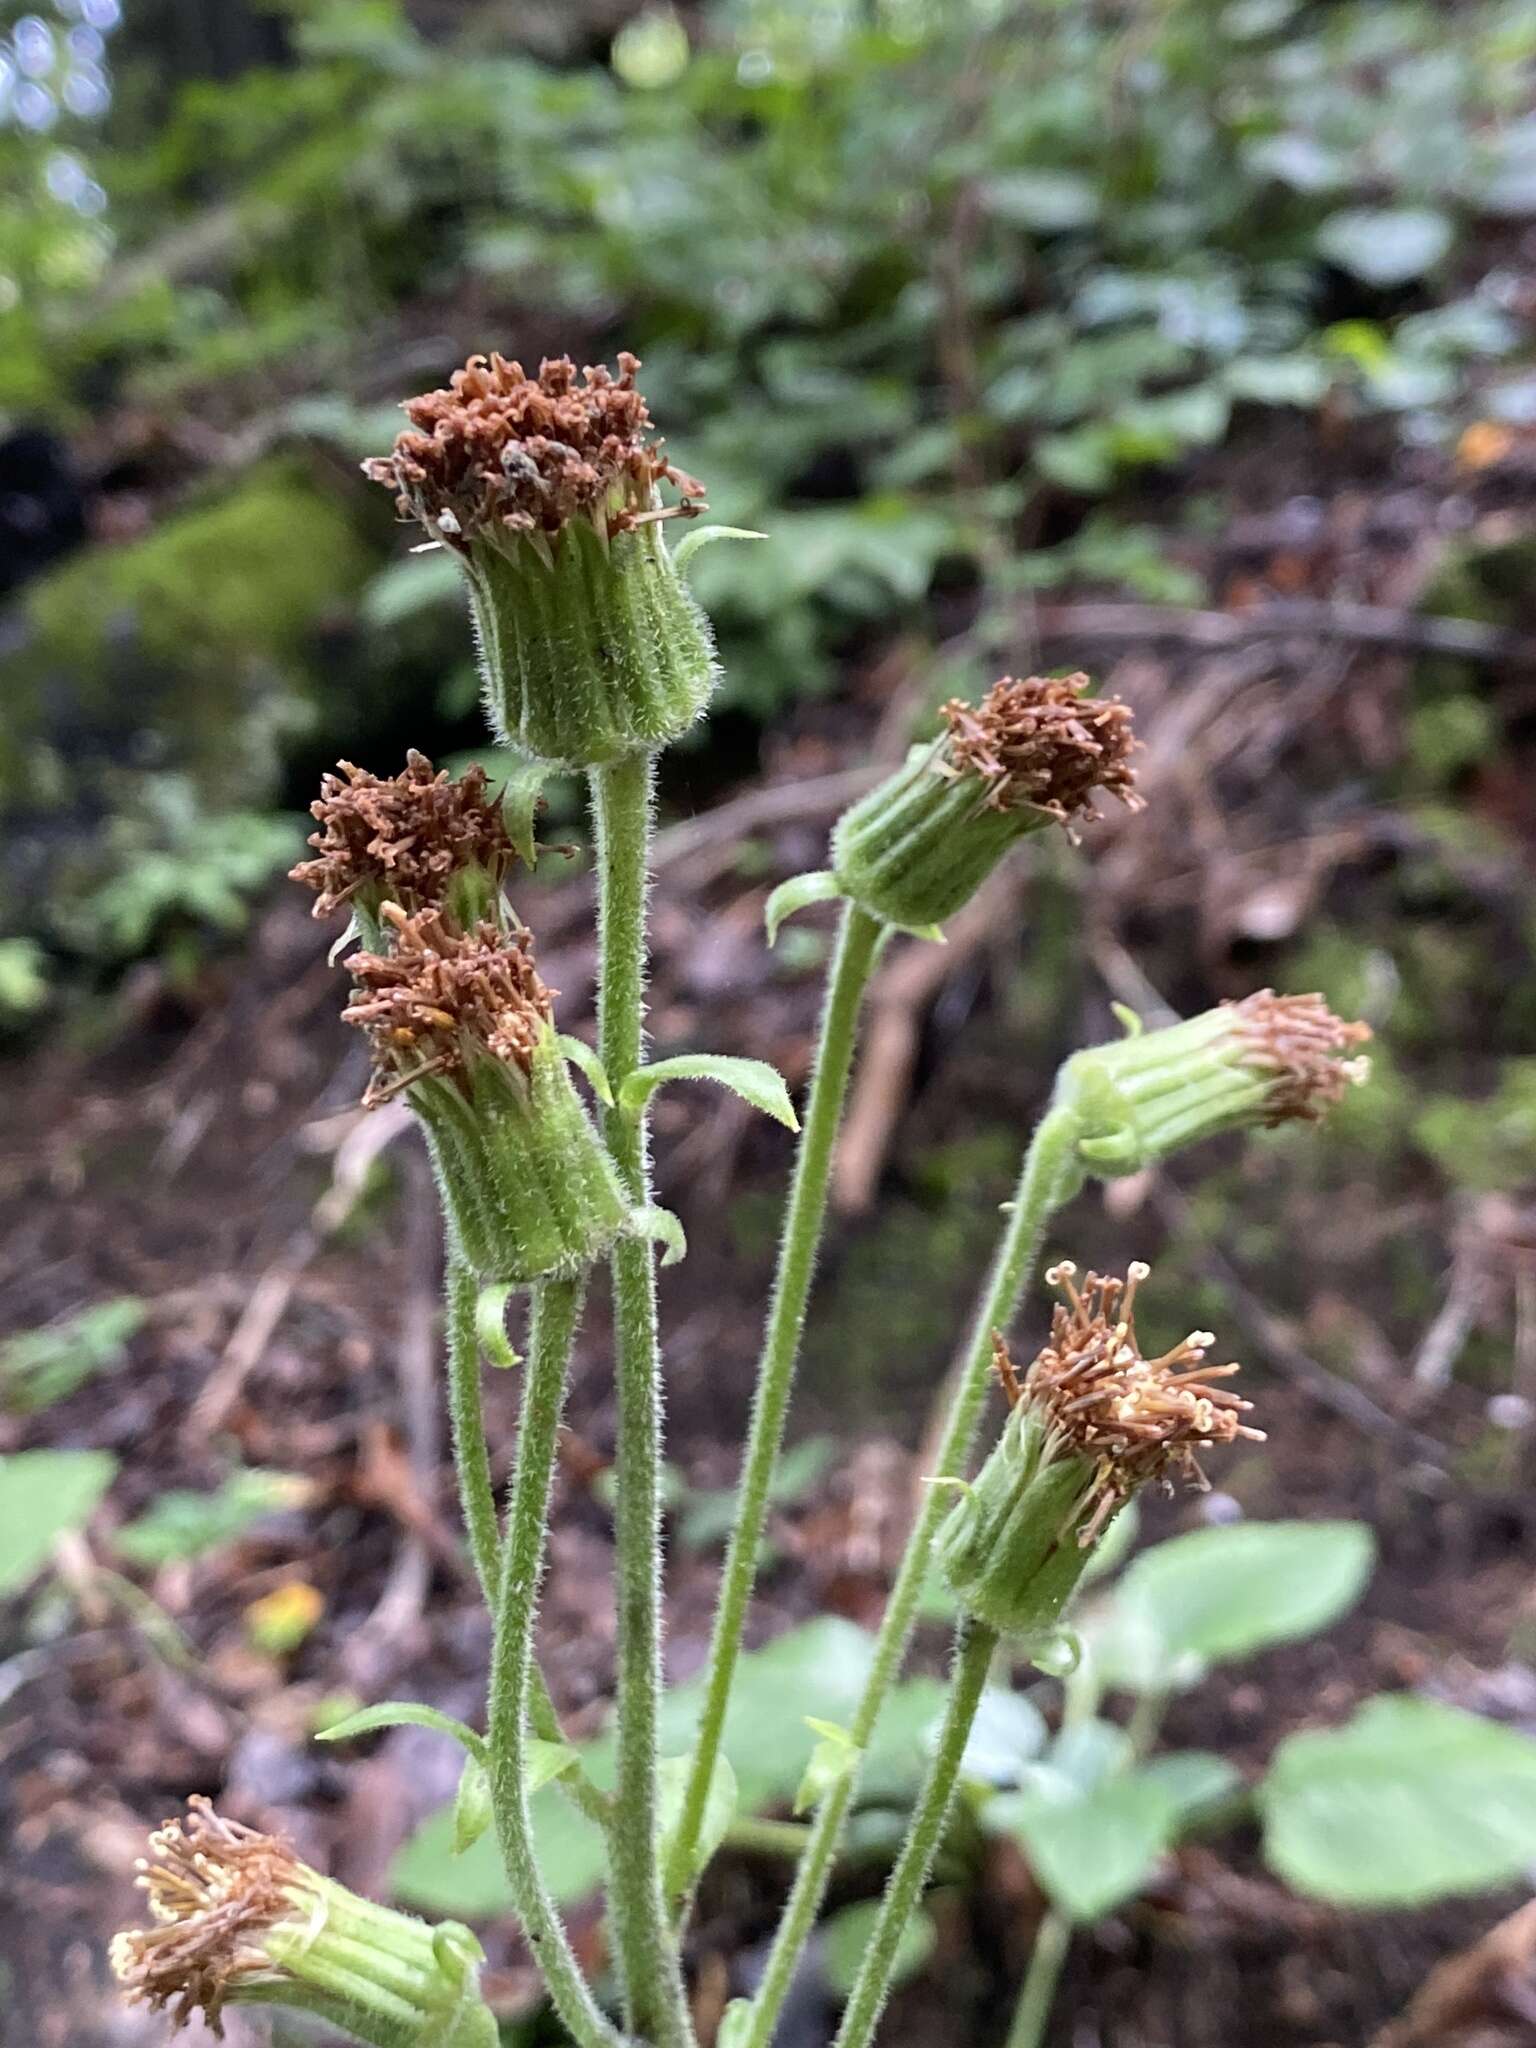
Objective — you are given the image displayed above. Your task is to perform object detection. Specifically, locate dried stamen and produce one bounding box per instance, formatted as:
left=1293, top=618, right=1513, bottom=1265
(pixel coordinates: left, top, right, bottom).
left=362, top=352, right=705, bottom=546
left=343, top=904, right=555, bottom=1106
left=1226, top=989, right=1373, bottom=1124
left=110, top=1798, right=300, bottom=2033
left=937, top=673, right=1142, bottom=826
left=1008, top=1261, right=1262, bottom=1544
left=290, top=750, right=519, bottom=918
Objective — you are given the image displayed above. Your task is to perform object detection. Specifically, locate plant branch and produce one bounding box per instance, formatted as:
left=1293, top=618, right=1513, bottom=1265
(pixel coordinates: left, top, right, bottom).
left=831, top=1622, right=997, bottom=2048
left=665, top=901, right=884, bottom=1906
left=744, top=1103, right=1083, bottom=2048
left=591, top=750, right=695, bottom=2048
left=486, top=1275, right=619, bottom=2048
left=1004, top=1910, right=1071, bottom=2048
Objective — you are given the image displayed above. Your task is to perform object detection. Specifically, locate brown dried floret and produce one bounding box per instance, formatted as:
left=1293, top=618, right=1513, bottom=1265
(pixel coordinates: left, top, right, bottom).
left=290, top=750, right=518, bottom=918
left=1006, top=1260, right=1263, bottom=1546
left=938, top=672, right=1141, bottom=826
left=362, top=351, right=706, bottom=546
left=343, top=903, right=554, bottom=1106
left=1226, top=989, right=1373, bottom=1124
left=110, top=1798, right=298, bottom=2034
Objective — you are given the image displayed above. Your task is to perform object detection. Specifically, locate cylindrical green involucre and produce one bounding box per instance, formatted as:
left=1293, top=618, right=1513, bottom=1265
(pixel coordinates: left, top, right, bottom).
left=465, top=517, right=717, bottom=769
left=937, top=1402, right=1101, bottom=1638
left=416, top=1027, right=630, bottom=1288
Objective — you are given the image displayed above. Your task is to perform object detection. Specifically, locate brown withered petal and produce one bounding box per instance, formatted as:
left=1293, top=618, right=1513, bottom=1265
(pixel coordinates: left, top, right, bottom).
left=343, top=904, right=554, bottom=1106
left=938, top=672, right=1141, bottom=824
left=1005, top=1260, right=1262, bottom=1546
left=110, top=1798, right=299, bottom=2034
left=1226, top=989, right=1373, bottom=1125
left=290, top=750, right=518, bottom=918
left=362, top=351, right=705, bottom=543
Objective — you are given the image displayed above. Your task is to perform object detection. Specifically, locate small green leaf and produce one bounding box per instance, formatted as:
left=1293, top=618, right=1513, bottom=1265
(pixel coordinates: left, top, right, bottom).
left=526, top=1738, right=580, bottom=1793
left=1317, top=207, right=1454, bottom=288
left=1, top=1298, right=145, bottom=1416
left=115, top=1470, right=307, bottom=1568
left=672, top=524, right=769, bottom=573
left=557, top=1033, right=614, bottom=1105
left=453, top=1757, right=494, bottom=1855
left=316, top=1701, right=488, bottom=1762
left=821, top=1899, right=936, bottom=2000
left=1261, top=1694, right=1536, bottom=1907
left=765, top=870, right=841, bottom=946
left=475, top=1284, right=520, bottom=1370
left=1139, top=1750, right=1243, bottom=1829
left=618, top=1054, right=798, bottom=1132
left=495, top=751, right=548, bottom=867
left=795, top=1720, right=862, bottom=1814
left=629, top=1205, right=688, bottom=1266
left=657, top=1751, right=738, bottom=1887
left=989, top=1770, right=1178, bottom=1923
left=0, top=1449, right=116, bottom=1594
left=958, top=1689, right=1048, bottom=1788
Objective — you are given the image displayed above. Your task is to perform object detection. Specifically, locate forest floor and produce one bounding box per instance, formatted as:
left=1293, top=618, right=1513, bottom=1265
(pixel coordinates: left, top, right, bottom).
left=5, top=409, right=1536, bottom=2048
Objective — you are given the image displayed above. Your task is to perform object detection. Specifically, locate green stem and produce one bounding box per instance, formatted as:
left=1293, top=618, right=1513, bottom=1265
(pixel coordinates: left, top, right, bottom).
left=744, top=1103, right=1082, bottom=2048
left=665, top=901, right=883, bottom=1904
left=590, top=751, right=694, bottom=2048
left=831, top=1623, right=997, bottom=2048
left=1004, top=1910, right=1071, bottom=2048
left=486, top=1275, right=619, bottom=2048
left=445, top=1251, right=613, bottom=1830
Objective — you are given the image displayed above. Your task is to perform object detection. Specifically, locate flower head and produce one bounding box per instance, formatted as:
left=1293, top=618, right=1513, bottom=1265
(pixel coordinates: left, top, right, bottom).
left=937, top=672, right=1142, bottom=828
left=363, top=351, right=705, bottom=551
left=1019, top=1260, right=1262, bottom=1546
left=290, top=751, right=518, bottom=921
left=112, top=1799, right=496, bottom=2042
left=110, top=1798, right=306, bottom=2032
left=342, top=903, right=553, bottom=1108
left=1060, top=990, right=1373, bottom=1178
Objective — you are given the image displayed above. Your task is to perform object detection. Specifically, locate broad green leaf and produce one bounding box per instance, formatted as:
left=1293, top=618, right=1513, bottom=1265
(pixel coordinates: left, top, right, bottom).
left=957, top=1688, right=1048, bottom=1788
left=1221, top=355, right=1332, bottom=408
left=0, top=1299, right=145, bottom=1415
left=658, top=1751, right=738, bottom=1886
left=1105, top=1521, right=1374, bottom=1682
left=1261, top=1694, right=1536, bottom=1907
left=989, top=1771, right=1178, bottom=1923
left=0, top=1449, right=116, bottom=1594
left=393, top=1784, right=607, bottom=1917
left=1139, top=1750, right=1243, bottom=1829
left=115, top=1470, right=306, bottom=1567
left=618, top=1054, right=799, bottom=1132
left=316, top=1702, right=487, bottom=1762
left=985, top=170, right=1101, bottom=233
left=1317, top=208, right=1454, bottom=288
left=453, top=1757, right=493, bottom=1855
left=821, top=1899, right=936, bottom=2000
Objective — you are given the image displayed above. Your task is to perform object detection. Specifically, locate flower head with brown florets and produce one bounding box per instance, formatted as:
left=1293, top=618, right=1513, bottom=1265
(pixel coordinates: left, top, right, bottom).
left=110, top=1798, right=301, bottom=2033
left=363, top=351, right=706, bottom=554
left=1224, top=989, right=1373, bottom=1125
left=290, top=751, right=519, bottom=921
left=1014, top=1260, right=1263, bottom=1548
left=342, top=903, right=554, bottom=1108
left=937, top=672, right=1142, bottom=828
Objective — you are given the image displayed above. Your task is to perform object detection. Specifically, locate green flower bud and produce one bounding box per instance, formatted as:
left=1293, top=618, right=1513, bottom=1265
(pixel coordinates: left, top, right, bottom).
left=939, top=1263, right=1259, bottom=1638
left=1059, top=992, right=1373, bottom=1178
left=364, top=352, right=717, bottom=769
left=111, top=1797, right=499, bottom=2046
left=291, top=750, right=521, bottom=947
left=830, top=673, right=1140, bottom=931
left=343, top=906, right=629, bottom=1288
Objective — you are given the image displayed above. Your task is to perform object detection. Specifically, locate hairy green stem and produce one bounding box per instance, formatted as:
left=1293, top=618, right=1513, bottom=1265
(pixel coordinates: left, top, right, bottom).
left=831, top=1622, right=997, bottom=2048
left=666, top=901, right=883, bottom=1904
left=1004, top=1910, right=1071, bottom=2048
left=486, top=1276, right=619, bottom=2048
left=744, top=1103, right=1083, bottom=2048
left=445, top=1252, right=612, bottom=1829
left=591, top=751, right=694, bottom=2048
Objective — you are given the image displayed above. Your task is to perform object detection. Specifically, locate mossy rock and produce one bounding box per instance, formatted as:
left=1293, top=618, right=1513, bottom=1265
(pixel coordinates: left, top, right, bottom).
left=2, top=456, right=375, bottom=815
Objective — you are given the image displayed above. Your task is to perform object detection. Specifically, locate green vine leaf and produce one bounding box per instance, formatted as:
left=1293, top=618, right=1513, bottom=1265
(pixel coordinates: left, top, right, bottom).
left=617, top=1054, right=799, bottom=1131
left=475, top=1284, right=520, bottom=1370
left=764, top=869, right=841, bottom=946
left=316, top=1701, right=488, bottom=1763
